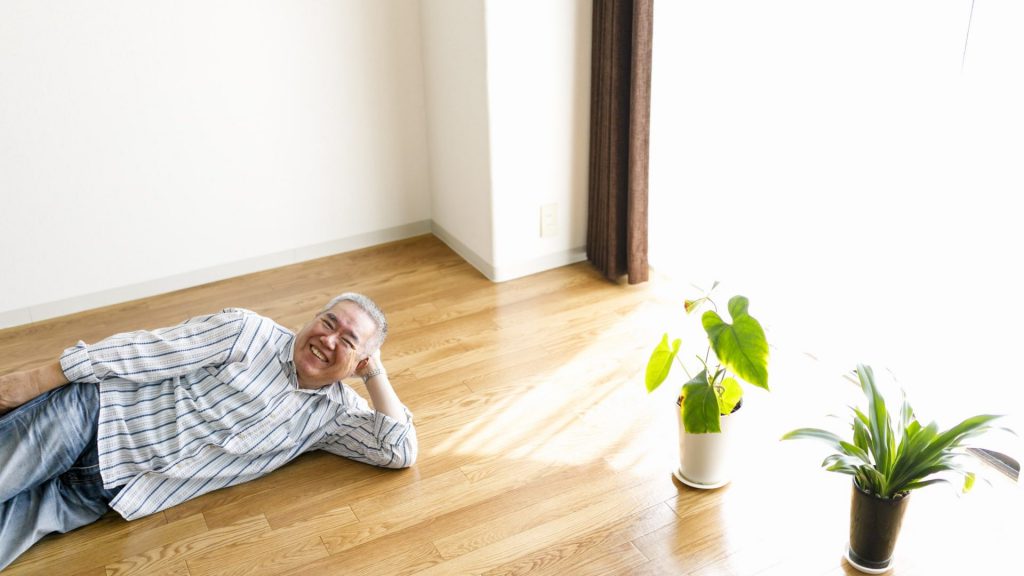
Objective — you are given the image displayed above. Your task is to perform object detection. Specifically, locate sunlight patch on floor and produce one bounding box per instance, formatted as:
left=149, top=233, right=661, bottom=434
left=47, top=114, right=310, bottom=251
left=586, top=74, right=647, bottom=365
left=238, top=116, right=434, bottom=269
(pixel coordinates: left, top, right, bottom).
left=430, top=297, right=677, bottom=470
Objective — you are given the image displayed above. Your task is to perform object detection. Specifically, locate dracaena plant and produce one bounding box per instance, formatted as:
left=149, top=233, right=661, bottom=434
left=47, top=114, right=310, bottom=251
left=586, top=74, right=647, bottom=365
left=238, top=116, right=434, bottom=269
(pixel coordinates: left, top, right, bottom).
left=645, top=284, right=769, bottom=434
left=782, top=364, right=1005, bottom=499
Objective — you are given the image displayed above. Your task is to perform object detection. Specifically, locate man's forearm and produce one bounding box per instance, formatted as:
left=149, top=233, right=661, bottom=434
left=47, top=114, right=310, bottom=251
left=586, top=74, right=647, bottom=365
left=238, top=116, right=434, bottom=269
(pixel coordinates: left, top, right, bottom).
left=364, top=373, right=408, bottom=424
left=0, top=361, right=70, bottom=414
left=33, top=361, right=70, bottom=394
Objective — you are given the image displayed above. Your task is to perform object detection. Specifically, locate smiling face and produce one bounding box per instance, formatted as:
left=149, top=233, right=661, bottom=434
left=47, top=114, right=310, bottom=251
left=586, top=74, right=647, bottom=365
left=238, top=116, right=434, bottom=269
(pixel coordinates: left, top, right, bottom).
left=292, top=300, right=378, bottom=389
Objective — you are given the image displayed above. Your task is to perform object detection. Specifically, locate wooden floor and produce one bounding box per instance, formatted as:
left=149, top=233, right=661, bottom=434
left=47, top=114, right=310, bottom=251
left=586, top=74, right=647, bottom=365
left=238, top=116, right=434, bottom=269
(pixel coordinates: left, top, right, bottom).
left=1, top=235, right=1019, bottom=575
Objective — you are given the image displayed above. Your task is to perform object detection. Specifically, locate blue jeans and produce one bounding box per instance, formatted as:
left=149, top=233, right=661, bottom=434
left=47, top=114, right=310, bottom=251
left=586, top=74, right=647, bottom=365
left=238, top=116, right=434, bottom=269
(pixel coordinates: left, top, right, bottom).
left=0, top=382, right=120, bottom=570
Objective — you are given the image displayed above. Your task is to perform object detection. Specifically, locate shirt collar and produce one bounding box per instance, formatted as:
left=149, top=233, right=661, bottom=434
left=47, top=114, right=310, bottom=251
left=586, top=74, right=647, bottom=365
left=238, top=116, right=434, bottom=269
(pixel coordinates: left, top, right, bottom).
left=279, top=332, right=298, bottom=382
left=280, top=330, right=346, bottom=401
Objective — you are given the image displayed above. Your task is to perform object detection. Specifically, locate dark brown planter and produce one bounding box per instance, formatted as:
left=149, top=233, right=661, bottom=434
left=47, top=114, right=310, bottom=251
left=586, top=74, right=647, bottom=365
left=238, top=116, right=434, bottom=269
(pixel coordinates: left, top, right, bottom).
left=846, top=482, right=910, bottom=573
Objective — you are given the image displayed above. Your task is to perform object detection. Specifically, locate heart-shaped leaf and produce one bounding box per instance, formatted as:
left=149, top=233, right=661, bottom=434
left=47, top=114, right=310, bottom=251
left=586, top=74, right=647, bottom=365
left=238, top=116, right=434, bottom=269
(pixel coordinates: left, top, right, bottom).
left=682, top=370, right=721, bottom=433
left=645, top=333, right=681, bottom=393
left=716, top=376, right=743, bottom=415
left=702, top=295, right=769, bottom=390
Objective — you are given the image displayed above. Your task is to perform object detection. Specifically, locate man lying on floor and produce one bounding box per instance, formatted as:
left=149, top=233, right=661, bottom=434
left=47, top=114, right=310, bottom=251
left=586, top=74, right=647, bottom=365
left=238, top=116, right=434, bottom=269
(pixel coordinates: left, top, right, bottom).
left=0, top=292, right=417, bottom=569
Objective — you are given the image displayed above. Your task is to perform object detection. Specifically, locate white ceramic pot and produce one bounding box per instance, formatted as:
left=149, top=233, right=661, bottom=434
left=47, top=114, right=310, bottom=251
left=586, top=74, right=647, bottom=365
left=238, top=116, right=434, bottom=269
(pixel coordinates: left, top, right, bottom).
left=673, top=398, right=741, bottom=489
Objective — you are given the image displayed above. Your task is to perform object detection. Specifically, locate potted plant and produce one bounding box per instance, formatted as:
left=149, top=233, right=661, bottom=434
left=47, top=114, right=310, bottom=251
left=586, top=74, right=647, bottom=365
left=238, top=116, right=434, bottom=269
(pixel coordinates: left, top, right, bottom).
left=782, top=364, right=1007, bottom=574
left=645, top=283, right=770, bottom=488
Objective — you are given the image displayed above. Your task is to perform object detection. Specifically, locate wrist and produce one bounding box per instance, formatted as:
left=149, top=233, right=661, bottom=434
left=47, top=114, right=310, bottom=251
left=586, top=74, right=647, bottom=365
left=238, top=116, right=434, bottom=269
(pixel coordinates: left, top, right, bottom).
left=361, top=365, right=386, bottom=383
left=29, top=362, right=68, bottom=396
left=28, top=366, right=46, bottom=396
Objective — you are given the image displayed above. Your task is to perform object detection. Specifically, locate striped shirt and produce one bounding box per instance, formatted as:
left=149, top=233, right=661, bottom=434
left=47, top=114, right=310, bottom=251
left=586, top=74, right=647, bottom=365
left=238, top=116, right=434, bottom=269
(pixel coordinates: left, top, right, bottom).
left=59, top=308, right=416, bottom=521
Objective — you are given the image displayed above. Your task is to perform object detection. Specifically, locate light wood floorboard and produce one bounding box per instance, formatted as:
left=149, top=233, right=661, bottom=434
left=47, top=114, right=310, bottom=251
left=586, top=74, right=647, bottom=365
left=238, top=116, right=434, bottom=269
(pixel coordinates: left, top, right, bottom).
left=2, top=234, right=1019, bottom=575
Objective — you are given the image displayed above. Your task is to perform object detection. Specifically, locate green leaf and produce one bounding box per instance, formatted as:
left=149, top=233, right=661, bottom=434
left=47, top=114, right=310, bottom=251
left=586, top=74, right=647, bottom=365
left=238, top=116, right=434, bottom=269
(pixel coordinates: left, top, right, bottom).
left=716, top=377, right=743, bottom=415
left=894, top=418, right=922, bottom=466
left=682, top=370, right=721, bottom=433
left=900, top=390, right=915, bottom=432
left=855, top=470, right=874, bottom=493
left=887, top=422, right=940, bottom=493
left=903, top=478, right=954, bottom=491
left=840, top=441, right=871, bottom=464
left=857, top=365, right=893, bottom=486
left=857, top=466, right=887, bottom=495
left=852, top=415, right=871, bottom=455
left=934, top=414, right=1003, bottom=450
left=852, top=407, right=870, bottom=428
left=645, top=333, right=681, bottom=393
left=901, top=477, right=966, bottom=498
left=887, top=414, right=1001, bottom=494
left=962, top=471, right=976, bottom=493
left=781, top=427, right=845, bottom=452
left=824, top=454, right=865, bottom=474
left=702, top=296, right=769, bottom=390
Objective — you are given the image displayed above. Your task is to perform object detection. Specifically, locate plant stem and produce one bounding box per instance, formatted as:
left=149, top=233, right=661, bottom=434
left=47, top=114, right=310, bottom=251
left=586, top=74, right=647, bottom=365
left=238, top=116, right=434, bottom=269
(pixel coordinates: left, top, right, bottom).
left=675, top=354, right=693, bottom=380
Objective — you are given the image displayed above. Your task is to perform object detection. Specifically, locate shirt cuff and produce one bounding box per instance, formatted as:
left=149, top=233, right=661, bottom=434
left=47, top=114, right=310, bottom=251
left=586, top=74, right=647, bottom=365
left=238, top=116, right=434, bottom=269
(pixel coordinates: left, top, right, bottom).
left=60, top=342, right=97, bottom=383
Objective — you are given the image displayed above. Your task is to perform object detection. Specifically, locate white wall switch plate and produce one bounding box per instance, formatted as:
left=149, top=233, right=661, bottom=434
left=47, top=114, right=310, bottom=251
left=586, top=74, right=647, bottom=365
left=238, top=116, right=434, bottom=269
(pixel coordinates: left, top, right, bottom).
left=541, top=203, right=558, bottom=237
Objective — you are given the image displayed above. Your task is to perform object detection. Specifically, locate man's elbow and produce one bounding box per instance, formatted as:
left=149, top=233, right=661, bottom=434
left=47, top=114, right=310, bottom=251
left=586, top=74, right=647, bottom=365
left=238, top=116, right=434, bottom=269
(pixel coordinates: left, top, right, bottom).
left=386, top=433, right=418, bottom=469
left=386, top=455, right=416, bottom=469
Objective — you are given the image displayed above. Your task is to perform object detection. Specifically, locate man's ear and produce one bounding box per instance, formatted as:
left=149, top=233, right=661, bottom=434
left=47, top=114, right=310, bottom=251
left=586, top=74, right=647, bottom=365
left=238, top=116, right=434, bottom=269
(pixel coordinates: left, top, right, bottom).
left=356, top=358, right=369, bottom=371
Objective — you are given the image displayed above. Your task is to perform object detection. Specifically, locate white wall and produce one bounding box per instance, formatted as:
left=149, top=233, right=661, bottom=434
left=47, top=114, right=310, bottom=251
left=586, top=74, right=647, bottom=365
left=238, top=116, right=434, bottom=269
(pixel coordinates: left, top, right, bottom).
left=2, top=0, right=598, bottom=327
left=650, top=1, right=1023, bottom=426
left=420, top=0, right=591, bottom=282
left=0, top=0, right=431, bottom=327
left=484, top=0, right=590, bottom=281
left=419, top=0, right=496, bottom=274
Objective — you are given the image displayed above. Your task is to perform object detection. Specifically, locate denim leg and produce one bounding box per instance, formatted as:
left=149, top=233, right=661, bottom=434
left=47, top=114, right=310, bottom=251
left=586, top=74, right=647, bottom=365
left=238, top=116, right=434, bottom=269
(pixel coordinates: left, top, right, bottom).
left=0, top=475, right=113, bottom=569
left=0, top=383, right=99, bottom=502
left=0, top=383, right=116, bottom=570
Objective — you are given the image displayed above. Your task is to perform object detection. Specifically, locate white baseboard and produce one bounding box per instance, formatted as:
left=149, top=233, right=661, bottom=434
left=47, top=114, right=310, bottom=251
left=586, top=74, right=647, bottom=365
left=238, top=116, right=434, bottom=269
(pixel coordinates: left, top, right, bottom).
left=0, top=221, right=432, bottom=330
left=0, top=308, right=33, bottom=331
left=430, top=221, right=496, bottom=280
left=430, top=221, right=586, bottom=283
left=491, top=248, right=587, bottom=282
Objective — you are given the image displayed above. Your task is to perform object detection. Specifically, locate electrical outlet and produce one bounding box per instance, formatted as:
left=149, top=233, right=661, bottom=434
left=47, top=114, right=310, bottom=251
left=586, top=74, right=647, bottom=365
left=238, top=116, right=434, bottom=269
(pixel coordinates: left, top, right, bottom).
left=541, top=203, right=558, bottom=238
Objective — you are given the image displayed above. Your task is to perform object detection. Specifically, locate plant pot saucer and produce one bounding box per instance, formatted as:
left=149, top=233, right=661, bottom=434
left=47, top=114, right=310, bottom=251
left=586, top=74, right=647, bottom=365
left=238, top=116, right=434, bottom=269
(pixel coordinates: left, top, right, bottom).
left=845, top=544, right=893, bottom=574
left=673, top=467, right=730, bottom=490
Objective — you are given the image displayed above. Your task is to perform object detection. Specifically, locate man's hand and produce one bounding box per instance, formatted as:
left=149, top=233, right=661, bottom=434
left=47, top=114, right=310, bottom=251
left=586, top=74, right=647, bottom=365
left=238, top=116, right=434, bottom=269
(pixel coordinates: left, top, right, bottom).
left=355, top=350, right=408, bottom=424
left=0, top=371, right=33, bottom=414
left=0, top=361, right=69, bottom=415
left=355, top=349, right=385, bottom=382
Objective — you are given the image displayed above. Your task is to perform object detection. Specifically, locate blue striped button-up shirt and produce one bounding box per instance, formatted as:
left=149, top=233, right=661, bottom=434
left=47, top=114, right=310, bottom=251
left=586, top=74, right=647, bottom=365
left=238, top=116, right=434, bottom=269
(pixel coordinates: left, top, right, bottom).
left=59, top=308, right=416, bottom=521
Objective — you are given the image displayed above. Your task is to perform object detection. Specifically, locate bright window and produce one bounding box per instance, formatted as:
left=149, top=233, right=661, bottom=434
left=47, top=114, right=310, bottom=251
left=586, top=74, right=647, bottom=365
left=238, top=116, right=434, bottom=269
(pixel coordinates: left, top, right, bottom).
left=649, top=1, right=1024, bottom=448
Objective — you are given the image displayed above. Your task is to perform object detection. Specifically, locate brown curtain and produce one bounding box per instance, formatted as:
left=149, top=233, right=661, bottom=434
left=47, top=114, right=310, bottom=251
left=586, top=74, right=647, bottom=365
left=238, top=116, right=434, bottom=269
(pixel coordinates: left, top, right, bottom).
left=587, top=0, right=652, bottom=284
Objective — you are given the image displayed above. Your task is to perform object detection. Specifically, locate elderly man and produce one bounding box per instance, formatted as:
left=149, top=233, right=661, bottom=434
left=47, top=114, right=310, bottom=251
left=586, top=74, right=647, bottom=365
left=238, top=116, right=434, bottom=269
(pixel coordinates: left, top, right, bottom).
left=0, top=292, right=416, bottom=569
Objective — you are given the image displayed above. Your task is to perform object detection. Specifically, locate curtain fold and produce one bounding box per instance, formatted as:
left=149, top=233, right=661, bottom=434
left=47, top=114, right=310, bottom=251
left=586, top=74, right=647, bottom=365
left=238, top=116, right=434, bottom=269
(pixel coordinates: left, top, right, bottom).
left=587, top=0, right=652, bottom=284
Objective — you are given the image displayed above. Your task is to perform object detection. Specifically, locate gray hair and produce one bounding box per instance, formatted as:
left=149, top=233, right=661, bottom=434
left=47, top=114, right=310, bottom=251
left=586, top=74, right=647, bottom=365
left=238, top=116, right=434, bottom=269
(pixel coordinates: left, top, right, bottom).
left=320, top=292, right=388, bottom=355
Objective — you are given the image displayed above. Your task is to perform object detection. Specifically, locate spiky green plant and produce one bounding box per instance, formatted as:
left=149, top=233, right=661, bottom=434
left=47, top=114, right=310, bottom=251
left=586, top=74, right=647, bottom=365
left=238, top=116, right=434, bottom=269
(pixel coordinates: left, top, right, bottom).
left=782, top=364, right=1004, bottom=499
left=645, top=284, right=769, bottom=434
